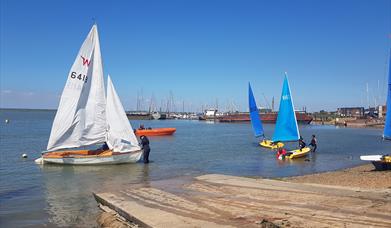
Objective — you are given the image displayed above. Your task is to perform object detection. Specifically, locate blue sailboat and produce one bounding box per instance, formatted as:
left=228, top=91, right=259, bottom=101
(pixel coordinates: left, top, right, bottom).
left=384, top=50, right=391, bottom=140
left=248, top=83, right=264, bottom=137
left=248, top=83, right=284, bottom=149
left=272, top=74, right=300, bottom=142
left=272, top=73, right=310, bottom=159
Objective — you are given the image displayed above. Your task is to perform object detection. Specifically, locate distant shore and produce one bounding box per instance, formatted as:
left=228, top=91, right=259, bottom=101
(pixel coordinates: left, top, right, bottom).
left=0, top=108, right=56, bottom=111
left=312, top=120, right=385, bottom=129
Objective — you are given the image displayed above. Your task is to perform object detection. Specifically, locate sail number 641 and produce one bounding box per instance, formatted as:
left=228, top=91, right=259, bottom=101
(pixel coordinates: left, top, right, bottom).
left=70, top=72, right=88, bottom=83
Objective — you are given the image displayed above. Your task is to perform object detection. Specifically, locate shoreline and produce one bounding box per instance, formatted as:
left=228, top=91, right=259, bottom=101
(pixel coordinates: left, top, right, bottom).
left=95, top=163, right=391, bottom=227
left=312, top=120, right=385, bottom=129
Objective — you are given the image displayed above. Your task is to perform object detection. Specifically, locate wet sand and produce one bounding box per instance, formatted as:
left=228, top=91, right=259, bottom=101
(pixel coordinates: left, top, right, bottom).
left=94, top=164, right=391, bottom=227
left=285, top=164, right=391, bottom=189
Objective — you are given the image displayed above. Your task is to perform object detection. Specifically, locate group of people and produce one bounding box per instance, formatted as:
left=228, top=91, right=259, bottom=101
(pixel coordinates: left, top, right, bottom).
left=276, top=135, right=317, bottom=159
left=100, top=132, right=318, bottom=164
left=137, top=124, right=152, bottom=130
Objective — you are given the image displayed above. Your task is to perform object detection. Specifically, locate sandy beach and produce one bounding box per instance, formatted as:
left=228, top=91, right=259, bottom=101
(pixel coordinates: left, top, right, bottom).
left=286, top=164, right=391, bottom=189
left=96, top=163, right=391, bottom=227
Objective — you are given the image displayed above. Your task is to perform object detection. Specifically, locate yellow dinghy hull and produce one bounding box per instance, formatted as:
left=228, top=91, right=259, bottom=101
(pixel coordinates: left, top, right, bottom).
left=260, top=140, right=284, bottom=149
left=286, top=147, right=311, bottom=159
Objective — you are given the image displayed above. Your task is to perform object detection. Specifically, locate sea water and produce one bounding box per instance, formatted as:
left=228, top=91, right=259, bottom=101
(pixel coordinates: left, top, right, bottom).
left=0, top=109, right=389, bottom=227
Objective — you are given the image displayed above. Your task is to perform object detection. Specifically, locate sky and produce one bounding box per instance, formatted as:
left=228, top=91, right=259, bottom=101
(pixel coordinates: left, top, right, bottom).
left=0, top=0, right=390, bottom=112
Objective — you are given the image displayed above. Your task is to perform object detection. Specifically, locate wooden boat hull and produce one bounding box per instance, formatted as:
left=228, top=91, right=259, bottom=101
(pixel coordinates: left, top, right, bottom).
left=286, top=147, right=311, bottom=159
left=135, top=128, right=176, bottom=136
left=259, top=140, right=284, bottom=149
left=36, top=149, right=143, bottom=165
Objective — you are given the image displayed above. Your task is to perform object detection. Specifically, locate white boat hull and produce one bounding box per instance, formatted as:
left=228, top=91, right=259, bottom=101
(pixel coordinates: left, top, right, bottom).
left=360, top=155, right=382, bottom=161
left=36, top=150, right=143, bottom=165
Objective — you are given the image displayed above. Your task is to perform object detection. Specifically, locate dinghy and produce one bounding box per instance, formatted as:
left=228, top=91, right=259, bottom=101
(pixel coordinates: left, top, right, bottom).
left=248, top=83, right=284, bottom=149
left=360, top=50, right=391, bottom=170
left=35, top=25, right=143, bottom=165
left=135, top=128, right=176, bottom=136
left=272, top=73, right=310, bottom=159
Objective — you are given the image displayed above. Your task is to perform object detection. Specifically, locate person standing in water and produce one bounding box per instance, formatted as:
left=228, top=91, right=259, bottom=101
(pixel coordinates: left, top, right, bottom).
left=140, top=135, right=150, bottom=163
left=298, top=136, right=306, bottom=151
left=309, top=134, right=317, bottom=152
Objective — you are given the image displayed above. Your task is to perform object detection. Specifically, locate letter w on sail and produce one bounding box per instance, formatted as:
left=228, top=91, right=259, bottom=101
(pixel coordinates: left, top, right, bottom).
left=81, top=56, right=91, bottom=66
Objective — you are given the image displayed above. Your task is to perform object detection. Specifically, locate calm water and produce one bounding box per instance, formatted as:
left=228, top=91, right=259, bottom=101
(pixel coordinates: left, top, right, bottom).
left=0, top=109, right=390, bottom=227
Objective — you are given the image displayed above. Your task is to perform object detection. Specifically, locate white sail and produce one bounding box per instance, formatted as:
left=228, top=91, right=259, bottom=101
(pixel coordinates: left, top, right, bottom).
left=47, top=25, right=107, bottom=151
left=106, top=75, right=141, bottom=152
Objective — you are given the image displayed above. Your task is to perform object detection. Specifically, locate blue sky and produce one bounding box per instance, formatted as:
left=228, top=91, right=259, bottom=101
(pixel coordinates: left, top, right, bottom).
left=1, top=0, right=390, bottom=112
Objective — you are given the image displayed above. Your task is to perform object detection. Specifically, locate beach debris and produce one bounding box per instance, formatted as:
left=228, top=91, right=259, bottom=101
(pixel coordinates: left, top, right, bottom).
left=97, top=204, right=139, bottom=227
left=255, top=219, right=280, bottom=228
left=5, top=119, right=9, bottom=124
left=22, top=153, right=27, bottom=158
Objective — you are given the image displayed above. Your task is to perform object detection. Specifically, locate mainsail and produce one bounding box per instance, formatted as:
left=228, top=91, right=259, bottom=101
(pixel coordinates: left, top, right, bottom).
left=384, top=50, right=391, bottom=140
left=248, top=83, right=264, bottom=137
left=106, top=75, right=141, bottom=152
left=47, top=25, right=107, bottom=151
left=272, top=73, right=300, bottom=142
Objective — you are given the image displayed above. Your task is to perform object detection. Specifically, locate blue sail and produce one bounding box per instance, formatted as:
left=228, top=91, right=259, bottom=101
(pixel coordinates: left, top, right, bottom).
left=272, top=74, right=300, bottom=142
left=384, top=51, right=391, bottom=140
left=248, top=83, right=264, bottom=137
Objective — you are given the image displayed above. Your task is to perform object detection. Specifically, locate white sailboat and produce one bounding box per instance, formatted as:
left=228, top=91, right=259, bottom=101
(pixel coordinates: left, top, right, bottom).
left=35, top=25, right=143, bottom=165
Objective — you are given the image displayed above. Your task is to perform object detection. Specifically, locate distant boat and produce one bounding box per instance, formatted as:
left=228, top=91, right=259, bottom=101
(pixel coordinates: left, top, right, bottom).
left=151, top=111, right=161, bottom=120
left=216, top=111, right=313, bottom=124
left=35, top=25, right=143, bottom=165
left=272, top=73, right=310, bottom=159
left=360, top=50, right=391, bottom=170
left=248, top=83, right=283, bottom=149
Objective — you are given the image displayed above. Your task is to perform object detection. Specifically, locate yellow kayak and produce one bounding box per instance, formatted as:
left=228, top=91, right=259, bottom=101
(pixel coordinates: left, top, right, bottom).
left=286, top=147, right=311, bottom=159
left=259, top=140, right=284, bottom=149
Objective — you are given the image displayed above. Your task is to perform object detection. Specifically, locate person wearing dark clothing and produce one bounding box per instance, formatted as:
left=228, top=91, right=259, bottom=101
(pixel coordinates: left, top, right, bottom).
left=101, top=142, right=109, bottom=151
left=140, top=135, right=150, bottom=163
left=299, top=136, right=306, bottom=151
left=309, top=134, right=317, bottom=152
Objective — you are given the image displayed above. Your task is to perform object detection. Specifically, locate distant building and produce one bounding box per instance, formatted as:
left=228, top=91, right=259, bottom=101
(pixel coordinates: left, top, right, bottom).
left=378, top=105, right=386, bottom=118
left=337, top=107, right=364, bottom=117
left=259, top=108, right=272, bottom=113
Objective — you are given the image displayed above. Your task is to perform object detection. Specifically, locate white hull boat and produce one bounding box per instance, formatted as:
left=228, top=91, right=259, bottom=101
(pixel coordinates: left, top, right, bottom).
left=36, top=25, right=143, bottom=165
left=36, top=150, right=143, bottom=165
